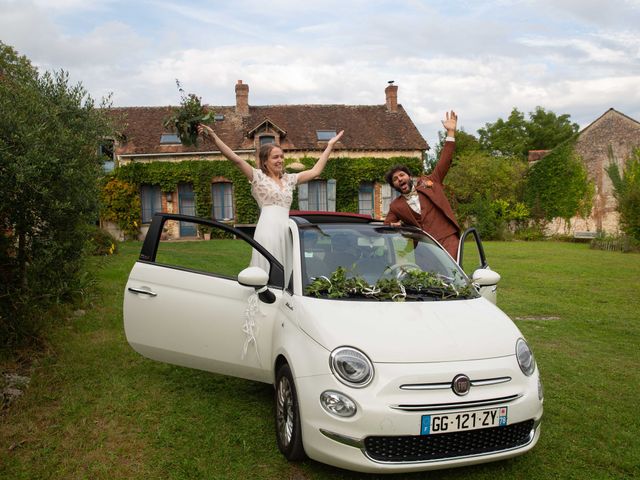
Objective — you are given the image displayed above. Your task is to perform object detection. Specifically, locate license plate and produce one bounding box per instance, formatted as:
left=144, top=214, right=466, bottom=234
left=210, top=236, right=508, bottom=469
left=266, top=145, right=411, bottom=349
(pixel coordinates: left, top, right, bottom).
left=421, top=407, right=508, bottom=435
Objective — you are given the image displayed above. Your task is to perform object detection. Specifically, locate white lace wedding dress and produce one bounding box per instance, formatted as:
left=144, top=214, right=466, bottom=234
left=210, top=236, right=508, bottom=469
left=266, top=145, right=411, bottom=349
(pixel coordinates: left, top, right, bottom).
left=250, top=168, right=299, bottom=277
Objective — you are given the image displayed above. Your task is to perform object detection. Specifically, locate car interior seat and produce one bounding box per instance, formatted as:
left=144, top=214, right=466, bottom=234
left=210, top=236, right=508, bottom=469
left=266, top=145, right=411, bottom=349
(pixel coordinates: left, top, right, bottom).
left=325, top=232, right=359, bottom=272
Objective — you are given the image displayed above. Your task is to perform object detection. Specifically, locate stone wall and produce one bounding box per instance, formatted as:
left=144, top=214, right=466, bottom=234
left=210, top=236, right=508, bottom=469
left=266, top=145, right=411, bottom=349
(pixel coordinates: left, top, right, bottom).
left=551, top=109, right=640, bottom=235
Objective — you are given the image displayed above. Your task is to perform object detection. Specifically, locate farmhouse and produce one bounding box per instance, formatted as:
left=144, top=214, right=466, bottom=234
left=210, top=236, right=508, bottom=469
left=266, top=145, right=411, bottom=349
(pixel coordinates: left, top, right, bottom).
left=529, top=108, right=640, bottom=235
left=105, top=81, right=428, bottom=239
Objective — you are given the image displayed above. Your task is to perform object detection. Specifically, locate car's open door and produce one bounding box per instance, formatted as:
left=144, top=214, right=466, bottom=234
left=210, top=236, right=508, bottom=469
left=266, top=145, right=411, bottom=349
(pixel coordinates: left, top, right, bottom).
left=458, top=227, right=500, bottom=304
left=123, top=214, right=284, bottom=383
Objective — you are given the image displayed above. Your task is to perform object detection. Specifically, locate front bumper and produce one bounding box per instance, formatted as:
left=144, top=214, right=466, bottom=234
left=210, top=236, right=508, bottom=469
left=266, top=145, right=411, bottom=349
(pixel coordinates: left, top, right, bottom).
left=295, top=356, right=543, bottom=473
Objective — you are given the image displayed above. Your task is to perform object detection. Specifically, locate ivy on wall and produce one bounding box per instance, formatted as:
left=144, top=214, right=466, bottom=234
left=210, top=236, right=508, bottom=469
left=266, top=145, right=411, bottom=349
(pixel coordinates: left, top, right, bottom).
left=101, top=156, right=423, bottom=233
left=290, top=156, right=423, bottom=212
left=524, top=138, right=594, bottom=222
left=100, top=178, right=141, bottom=237
left=109, top=159, right=257, bottom=224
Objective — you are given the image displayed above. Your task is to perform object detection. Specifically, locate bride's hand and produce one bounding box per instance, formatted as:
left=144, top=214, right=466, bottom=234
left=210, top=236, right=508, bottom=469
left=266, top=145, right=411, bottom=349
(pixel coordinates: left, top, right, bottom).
left=197, top=124, right=215, bottom=139
left=328, top=130, right=344, bottom=146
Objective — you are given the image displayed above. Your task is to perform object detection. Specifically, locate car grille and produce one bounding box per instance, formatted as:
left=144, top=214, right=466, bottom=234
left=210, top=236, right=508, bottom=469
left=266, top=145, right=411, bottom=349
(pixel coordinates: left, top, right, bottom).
left=364, top=420, right=535, bottom=463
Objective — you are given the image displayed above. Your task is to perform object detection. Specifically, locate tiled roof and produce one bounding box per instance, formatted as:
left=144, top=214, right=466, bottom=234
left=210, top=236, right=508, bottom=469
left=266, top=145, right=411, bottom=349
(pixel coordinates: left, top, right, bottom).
left=527, top=150, right=551, bottom=162
left=578, top=107, right=640, bottom=136
left=109, top=103, right=428, bottom=156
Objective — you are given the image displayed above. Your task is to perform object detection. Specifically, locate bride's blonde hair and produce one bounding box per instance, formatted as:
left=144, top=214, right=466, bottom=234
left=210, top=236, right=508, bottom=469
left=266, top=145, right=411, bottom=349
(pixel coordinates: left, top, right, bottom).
left=258, top=144, right=284, bottom=175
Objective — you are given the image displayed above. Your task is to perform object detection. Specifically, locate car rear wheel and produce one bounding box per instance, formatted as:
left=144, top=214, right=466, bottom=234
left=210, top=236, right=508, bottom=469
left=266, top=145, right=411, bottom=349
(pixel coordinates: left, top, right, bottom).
left=275, top=363, right=306, bottom=460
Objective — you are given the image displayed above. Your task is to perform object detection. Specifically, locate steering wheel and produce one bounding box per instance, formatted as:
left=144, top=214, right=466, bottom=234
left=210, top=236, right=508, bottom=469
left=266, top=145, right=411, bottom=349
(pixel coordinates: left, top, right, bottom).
left=383, top=262, right=421, bottom=279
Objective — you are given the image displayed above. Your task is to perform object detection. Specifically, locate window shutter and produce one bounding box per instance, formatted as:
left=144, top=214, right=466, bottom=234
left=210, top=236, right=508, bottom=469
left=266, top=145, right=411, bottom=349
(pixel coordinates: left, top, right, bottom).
left=381, top=184, right=391, bottom=216
left=298, top=182, right=308, bottom=210
left=382, top=183, right=391, bottom=201
left=327, top=179, right=336, bottom=212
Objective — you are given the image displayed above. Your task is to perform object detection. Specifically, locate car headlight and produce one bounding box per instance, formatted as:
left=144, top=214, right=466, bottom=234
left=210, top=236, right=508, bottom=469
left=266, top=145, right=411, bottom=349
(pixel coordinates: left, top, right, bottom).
left=320, top=390, right=357, bottom=417
left=330, top=347, right=374, bottom=388
left=516, top=338, right=536, bottom=376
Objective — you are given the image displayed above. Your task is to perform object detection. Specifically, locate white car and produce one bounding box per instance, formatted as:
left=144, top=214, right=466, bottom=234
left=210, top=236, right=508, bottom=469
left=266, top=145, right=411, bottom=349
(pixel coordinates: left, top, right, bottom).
left=124, top=212, right=543, bottom=474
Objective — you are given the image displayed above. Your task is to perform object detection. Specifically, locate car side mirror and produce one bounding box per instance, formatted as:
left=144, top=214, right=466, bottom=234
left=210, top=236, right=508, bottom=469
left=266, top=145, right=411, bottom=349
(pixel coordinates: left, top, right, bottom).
left=238, top=267, right=276, bottom=304
left=472, top=268, right=501, bottom=286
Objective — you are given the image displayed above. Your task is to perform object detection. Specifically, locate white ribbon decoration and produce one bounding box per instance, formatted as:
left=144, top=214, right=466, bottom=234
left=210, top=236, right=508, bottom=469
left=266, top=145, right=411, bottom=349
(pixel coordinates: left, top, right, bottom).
left=362, top=285, right=381, bottom=296
left=241, top=287, right=267, bottom=365
left=392, top=283, right=407, bottom=301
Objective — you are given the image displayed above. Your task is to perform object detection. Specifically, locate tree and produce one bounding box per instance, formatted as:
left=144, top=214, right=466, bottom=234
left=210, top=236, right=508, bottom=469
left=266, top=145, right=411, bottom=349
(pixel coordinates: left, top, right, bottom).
left=478, top=108, right=528, bottom=158
left=607, top=148, right=640, bottom=241
left=524, top=140, right=594, bottom=224
left=526, top=107, right=580, bottom=151
left=445, top=150, right=529, bottom=239
left=427, top=129, right=480, bottom=172
left=478, top=107, right=579, bottom=159
left=0, top=42, right=113, bottom=344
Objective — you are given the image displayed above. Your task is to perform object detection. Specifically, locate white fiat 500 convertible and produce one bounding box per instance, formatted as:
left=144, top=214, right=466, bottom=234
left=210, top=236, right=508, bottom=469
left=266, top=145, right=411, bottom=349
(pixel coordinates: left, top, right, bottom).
left=124, top=212, right=543, bottom=474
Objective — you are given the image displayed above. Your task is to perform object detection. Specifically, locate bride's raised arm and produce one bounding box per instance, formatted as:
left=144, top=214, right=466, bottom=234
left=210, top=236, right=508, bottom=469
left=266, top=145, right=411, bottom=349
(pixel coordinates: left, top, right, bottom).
left=297, top=130, right=344, bottom=184
left=198, top=124, right=254, bottom=180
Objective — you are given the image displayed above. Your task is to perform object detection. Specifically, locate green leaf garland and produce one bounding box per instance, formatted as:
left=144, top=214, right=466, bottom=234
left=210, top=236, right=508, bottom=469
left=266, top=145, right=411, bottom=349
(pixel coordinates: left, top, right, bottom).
left=305, top=267, right=474, bottom=301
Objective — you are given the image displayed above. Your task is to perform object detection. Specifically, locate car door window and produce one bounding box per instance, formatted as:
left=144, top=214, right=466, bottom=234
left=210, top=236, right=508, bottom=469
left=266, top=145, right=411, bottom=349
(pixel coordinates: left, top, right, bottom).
left=154, top=220, right=254, bottom=278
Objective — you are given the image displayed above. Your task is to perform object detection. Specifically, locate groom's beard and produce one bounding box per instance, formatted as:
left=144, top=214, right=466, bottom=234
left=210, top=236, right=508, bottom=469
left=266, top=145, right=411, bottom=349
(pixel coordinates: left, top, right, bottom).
left=394, top=178, right=413, bottom=194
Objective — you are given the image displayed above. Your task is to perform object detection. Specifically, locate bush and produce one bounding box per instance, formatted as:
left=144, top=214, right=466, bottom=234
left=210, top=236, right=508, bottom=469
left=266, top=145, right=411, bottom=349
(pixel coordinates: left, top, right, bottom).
left=513, top=223, right=547, bottom=241
left=0, top=42, right=113, bottom=345
left=607, top=149, right=640, bottom=241
left=100, top=178, right=141, bottom=238
left=462, top=196, right=508, bottom=240
left=87, top=226, right=118, bottom=256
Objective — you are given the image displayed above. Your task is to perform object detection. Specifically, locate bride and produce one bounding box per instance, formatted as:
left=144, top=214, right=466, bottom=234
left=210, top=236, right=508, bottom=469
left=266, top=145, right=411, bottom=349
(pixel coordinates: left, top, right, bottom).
left=198, top=124, right=343, bottom=276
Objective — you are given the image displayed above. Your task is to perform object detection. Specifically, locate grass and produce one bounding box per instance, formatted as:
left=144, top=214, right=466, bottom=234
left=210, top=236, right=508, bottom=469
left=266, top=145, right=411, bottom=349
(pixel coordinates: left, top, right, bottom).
left=1, top=240, right=639, bottom=479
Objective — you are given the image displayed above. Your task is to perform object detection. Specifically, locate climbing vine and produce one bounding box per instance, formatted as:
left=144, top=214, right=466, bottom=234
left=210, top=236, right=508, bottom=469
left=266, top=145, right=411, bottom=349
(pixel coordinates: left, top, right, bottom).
left=100, top=156, right=423, bottom=233
left=524, top=137, right=594, bottom=222
left=289, top=156, right=423, bottom=211
left=100, top=178, right=141, bottom=237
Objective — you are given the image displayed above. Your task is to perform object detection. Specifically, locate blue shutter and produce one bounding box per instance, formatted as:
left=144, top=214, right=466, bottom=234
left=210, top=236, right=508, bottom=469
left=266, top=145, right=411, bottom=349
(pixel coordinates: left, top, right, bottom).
left=298, top=182, right=308, bottom=210
left=327, top=179, right=336, bottom=212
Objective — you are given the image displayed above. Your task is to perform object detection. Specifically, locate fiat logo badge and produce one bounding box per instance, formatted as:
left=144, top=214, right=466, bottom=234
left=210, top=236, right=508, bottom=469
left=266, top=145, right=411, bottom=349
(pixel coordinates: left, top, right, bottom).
left=452, top=374, right=471, bottom=396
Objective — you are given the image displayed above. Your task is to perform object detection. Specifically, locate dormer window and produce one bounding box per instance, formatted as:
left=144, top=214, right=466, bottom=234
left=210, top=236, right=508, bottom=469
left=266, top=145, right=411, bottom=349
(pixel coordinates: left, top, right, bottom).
left=160, top=133, right=181, bottom=144
left=214, top=114, right=225, bottom=121
left=248, top=118, right=286, bottom=149
left=316, top=130, right=336, bottom=141
left=260, top=135, right=276, bottom=145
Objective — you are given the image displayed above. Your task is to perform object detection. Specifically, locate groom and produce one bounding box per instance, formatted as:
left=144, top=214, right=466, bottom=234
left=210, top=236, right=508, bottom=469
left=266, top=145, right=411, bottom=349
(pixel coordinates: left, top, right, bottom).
left=384, top=111, right=460, bottom=259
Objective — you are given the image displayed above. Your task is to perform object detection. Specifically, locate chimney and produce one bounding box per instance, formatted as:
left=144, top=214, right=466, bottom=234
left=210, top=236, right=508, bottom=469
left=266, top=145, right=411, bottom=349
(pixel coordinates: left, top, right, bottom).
left=385, top=81, right=398, bottom=113
left=235, top=80, right=249, bottom=116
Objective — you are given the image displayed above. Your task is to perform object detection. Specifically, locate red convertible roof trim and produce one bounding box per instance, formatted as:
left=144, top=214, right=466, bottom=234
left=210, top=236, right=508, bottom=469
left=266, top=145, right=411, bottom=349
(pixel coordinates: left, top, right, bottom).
left=289, top=211, right=376, bottom=224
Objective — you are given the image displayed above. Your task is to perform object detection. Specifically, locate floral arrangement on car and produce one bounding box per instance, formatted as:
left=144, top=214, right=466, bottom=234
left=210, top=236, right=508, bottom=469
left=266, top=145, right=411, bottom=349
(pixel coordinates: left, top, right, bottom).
left=305, top=267, right=474, bottom=301
left=163, top=80, right=215, bottom=147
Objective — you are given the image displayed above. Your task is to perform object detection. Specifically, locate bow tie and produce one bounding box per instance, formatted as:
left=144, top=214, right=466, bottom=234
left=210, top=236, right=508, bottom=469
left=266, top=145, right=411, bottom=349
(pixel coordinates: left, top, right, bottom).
left=403, top=189, right=418, bottom=199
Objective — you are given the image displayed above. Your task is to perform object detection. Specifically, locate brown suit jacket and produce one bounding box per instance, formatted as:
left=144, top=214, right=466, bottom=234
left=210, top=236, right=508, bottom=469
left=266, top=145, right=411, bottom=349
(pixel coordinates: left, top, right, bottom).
left=384, top=140, right=460, bottom=242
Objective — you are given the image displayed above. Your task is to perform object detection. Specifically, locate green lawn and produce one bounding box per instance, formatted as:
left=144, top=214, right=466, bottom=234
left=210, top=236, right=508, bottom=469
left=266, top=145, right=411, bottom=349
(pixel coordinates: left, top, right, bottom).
left=1, top=241, right=639, bottom=479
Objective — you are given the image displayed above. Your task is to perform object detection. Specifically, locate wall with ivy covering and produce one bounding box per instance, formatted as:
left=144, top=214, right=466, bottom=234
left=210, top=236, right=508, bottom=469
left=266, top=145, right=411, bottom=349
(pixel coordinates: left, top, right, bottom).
left=103, top=156, right=423, bottom=232
left=290, top=156, right=422, bottom=212
left=524, top=137, right=594, bottom=223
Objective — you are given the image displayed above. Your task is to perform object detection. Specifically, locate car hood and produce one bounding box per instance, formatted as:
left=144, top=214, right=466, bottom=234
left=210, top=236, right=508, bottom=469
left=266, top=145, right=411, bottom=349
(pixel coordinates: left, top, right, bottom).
left=294, top=297, right=521, bottom=363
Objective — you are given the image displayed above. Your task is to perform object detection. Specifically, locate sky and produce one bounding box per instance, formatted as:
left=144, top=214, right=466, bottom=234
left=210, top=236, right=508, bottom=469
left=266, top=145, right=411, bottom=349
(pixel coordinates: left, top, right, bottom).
left=1, top=0, right=639, bottom=147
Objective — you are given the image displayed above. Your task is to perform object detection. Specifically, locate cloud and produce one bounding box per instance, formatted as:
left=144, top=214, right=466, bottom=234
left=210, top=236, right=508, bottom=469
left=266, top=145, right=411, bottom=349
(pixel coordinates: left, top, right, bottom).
left=530, top=0, right=640, bottom=29
left=1, top=0, right=639, bottom=148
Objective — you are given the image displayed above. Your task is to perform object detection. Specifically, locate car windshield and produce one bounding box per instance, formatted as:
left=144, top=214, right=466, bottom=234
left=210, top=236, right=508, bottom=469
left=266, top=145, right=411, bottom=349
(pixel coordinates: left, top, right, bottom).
left=299, top=224, right=477, bottom=301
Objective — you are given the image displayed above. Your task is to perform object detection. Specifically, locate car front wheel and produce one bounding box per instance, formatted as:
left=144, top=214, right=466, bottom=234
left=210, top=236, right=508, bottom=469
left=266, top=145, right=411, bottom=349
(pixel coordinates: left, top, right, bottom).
left=275, top=363, right=306, bottom=460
